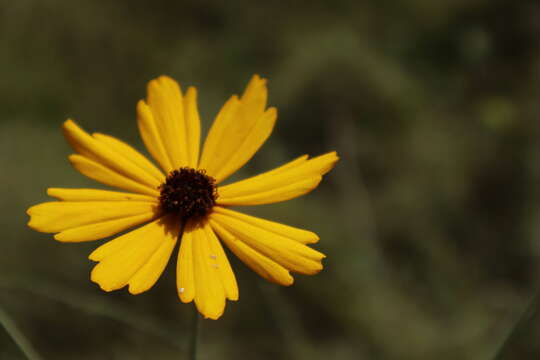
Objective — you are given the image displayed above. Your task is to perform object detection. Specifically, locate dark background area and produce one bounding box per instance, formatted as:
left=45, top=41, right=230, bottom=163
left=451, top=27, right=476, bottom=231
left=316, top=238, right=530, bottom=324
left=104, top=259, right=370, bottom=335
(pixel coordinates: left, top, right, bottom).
left=2, top=0, right=540, bottom=359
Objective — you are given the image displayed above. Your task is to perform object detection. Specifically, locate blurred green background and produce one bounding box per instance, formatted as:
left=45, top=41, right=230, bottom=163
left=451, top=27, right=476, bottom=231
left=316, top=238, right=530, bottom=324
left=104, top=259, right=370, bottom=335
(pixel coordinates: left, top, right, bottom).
left=2, top=0, right=540, bottom=359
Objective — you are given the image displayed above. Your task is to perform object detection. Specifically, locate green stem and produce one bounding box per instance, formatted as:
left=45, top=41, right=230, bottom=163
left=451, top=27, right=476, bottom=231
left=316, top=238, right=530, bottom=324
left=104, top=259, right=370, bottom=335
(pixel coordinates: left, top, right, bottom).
left=0, top=304, right=43, bottom=360
left=491, top=287, right=540, bottom=360
left=189, top=309, right=200, bottom=360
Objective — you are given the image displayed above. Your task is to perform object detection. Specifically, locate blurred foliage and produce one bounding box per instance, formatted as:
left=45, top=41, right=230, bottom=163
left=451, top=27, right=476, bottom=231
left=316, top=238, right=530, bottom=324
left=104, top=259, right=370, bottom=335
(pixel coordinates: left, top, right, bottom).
left=2, top=0, right=540, bottom=359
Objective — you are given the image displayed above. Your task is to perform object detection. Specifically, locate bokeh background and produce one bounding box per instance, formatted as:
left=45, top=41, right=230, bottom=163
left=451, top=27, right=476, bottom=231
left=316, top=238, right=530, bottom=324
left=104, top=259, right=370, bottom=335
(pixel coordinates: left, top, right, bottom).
left=1, top=0, right=540, bottom=359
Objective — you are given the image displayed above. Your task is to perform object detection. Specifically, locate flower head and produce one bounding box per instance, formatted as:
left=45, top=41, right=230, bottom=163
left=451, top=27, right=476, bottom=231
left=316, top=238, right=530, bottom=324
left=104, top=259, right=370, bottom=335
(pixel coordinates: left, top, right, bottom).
left=27, top=75, right=339, bottom=319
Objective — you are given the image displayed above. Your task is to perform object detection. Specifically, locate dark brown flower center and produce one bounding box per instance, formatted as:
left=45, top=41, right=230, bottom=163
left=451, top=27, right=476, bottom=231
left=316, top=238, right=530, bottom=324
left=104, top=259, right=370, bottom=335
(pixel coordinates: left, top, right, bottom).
left=159, top=167, right=217, bottom=220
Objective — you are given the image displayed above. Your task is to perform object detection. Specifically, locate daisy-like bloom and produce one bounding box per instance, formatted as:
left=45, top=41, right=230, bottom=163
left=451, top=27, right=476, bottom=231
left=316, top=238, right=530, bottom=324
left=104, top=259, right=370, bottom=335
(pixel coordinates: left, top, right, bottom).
left=27, top=75, right=338, bottom=319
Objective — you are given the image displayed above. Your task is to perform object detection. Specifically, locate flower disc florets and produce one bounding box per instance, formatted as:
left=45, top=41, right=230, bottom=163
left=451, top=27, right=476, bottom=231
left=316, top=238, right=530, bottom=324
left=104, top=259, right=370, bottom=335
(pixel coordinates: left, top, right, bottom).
left=159, top=167, right=217, bottom=220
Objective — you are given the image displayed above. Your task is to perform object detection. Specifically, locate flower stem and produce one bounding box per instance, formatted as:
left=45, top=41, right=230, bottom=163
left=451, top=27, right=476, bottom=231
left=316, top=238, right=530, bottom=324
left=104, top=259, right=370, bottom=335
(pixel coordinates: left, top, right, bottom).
left=0, top=304, right=43, bottom=360
left=189, top=308, right=200, bottom=360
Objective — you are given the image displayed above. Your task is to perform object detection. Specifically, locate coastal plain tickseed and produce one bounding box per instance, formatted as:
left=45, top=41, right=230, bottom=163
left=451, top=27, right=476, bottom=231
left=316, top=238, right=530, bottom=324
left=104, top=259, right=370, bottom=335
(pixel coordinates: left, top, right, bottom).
left=27, top=75, right=339, bottom=319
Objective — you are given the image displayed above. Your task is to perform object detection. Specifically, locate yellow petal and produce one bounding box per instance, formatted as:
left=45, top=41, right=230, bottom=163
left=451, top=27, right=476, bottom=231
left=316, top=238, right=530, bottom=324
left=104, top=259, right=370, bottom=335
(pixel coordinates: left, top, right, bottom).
left=241, top=74, right=268, bottom=116
left=63, top=120, right=161, bottom=190
left=184, top=87, right=201, bottom=168
left=218, top=177, right=322, bottom=206
left=198, top=96, right=240, bottom=173
left=137, top=100, right=174, bottom=173
left=218, top=155, right=308, bottom=195
left=192, top=223, right=226, bottom=319
left=90, top=216, right=180, bottom=292
left=252, top=154, right=309, bottom=175
left=199, top=75, right=276, bottom=183
left=128, top=216, right=179, bottom=294
left=210, top=210, right=325, bottom=275
left=27, top=201, right=158, bottom=233
left=92, top=133, right=165, bottom=183
left=177, top=227, right=195, bottom=303
left=145, top=76, right=197, bottom=168
left=177, top=221, right=239, bottom=307
left=203, top=222, right=238, bottom=300
left=69, top=154, right=159, bottom=197
left=54, top=212, right=157, bottom=242
left=214, top=108, right=276, bottom=183
left=217, top=151, right=338, bottom=205
left=209, top=219, right=293, bottom=286
left=212, top=207, right=319, bottom=244
left=47, top=188, right=156, bottom=202
left=89, top=229, right=135, bottom=261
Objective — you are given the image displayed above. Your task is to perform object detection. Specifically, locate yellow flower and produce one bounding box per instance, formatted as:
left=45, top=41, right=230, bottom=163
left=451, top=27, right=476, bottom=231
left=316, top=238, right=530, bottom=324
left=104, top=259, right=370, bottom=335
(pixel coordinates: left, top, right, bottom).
left=27, top=75, right=339, bottom=319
